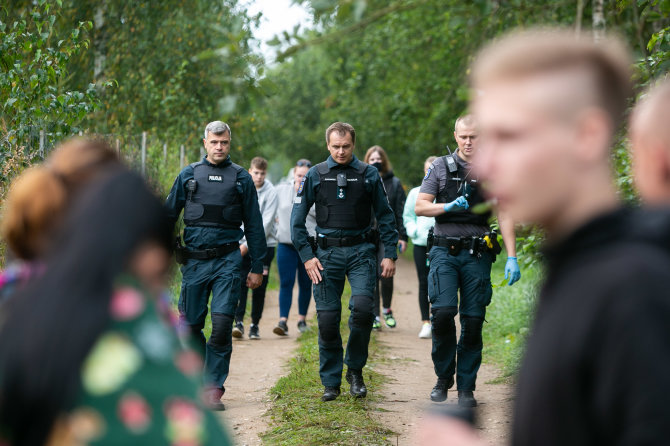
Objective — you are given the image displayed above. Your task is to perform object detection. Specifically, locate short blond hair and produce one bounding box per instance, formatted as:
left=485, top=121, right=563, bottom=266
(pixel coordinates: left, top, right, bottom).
left=471, top=28, right=633, bottom=130
left=454, top=114, right=476, bottom=131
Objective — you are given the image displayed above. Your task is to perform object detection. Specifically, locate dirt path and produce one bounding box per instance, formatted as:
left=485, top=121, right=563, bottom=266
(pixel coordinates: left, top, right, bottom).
left=372, top=257, right=514, bottom=445
left=214, top=287, right=302, bottom=446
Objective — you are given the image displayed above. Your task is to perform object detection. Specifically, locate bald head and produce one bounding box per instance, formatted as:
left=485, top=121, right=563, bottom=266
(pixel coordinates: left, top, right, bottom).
left=630, top=79, right=670, bottom=204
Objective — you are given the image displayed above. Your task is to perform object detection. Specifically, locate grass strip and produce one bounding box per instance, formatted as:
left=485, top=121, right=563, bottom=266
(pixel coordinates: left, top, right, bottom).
left=262, top=294, right=395, bottom=446
left=482, top=261, right=541, bottom=379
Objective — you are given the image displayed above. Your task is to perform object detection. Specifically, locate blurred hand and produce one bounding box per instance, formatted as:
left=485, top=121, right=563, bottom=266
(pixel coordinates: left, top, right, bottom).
left=239, top=244, right=248, bottom=257
left=380, top=258, right=396, bottom=278
left=398, top=240, right=408, bottom=254
left=444, top=196, right=469, bottom=212
left=247, top=272, right=262, bottom=289
left=416, top=415, right=487, bottom=446
left=505, top=256, right=521, bottom=286
left=304, top=257, right=324, bottom=284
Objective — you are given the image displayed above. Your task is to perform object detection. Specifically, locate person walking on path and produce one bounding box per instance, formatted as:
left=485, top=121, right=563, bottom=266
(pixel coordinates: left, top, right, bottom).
left=291, top=122, right=398, bottom=402
left=415, top=114, right=520, bottom=407
left=403, top=156, right=437, bottom=339
left=364, top=146, right=408, bottom=330
left=233, top=156, right=278, bottom=340
left=165, top=121, right=266, bottom=410
left=273, top=159, right=315, bottom=336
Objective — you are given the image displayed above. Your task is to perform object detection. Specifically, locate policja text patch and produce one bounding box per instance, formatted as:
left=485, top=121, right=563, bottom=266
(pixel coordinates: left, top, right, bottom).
left=208, top=175, right=223, bottom=182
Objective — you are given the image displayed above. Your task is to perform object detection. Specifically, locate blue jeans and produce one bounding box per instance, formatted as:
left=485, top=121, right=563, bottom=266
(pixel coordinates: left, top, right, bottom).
left=428, top=246, right=493, bottom=391
left=277, top=243, right=312, bottom=318
left=178, top=249, right=242, bottom=388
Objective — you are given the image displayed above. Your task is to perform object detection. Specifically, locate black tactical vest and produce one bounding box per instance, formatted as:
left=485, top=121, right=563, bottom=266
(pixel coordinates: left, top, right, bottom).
left=183, top=161, right=244, bottom=229
left=315, top=161, right=372, bottom=230
left=435, top=155, right=491, bottom=226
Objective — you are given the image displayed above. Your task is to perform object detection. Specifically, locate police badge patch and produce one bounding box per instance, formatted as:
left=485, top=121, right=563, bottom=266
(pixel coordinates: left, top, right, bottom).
left=297, top=177, right=306, bottom=196
left=424, top=166, right=433, bottom=180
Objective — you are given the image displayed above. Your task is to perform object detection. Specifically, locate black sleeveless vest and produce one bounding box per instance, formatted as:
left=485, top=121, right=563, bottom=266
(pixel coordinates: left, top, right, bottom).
left=435, top=155, right=491, bottom=226
left=183, top=161, right=244, bottom=229
left=315, top=161, right=372, bottom=230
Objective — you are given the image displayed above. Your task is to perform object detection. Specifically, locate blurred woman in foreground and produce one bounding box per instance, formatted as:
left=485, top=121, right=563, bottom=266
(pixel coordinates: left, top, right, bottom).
left=0, top=138, right=118, bottom=301
left=0, top=168, right=231, bottom=445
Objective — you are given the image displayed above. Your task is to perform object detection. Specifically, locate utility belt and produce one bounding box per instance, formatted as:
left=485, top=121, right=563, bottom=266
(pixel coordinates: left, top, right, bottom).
left=311, top=229, right=379, bottom=250
left=427, top=228, right=502, bottom=258
left=174, top=238, right=239, bottom=264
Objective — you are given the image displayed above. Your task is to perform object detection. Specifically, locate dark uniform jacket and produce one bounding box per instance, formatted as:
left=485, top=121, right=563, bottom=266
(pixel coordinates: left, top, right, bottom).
left=512, top=208, right=670, bottom=446
left=165, top=156, right=266, bottom=274
left=381, top=170, right=407, bottom=243
left=291, top=155, right=398, bottom=263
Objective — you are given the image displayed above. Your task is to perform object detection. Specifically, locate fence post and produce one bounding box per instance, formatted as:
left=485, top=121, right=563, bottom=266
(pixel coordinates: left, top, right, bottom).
left=39, top=129, right=45, bottom=159
left=180, top=144, right=185, bottom=170
left=163, top=142, right=167, bottom=165
left=141, top=131, right=147, bottom=176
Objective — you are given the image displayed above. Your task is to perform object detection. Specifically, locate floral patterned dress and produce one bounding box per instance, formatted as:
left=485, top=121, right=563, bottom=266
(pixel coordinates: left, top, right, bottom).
left=46, top=277, right=232, bottom=446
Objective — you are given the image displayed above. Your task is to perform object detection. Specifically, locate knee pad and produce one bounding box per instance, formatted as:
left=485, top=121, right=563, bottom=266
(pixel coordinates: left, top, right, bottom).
left=317, top=310, right=340, bottom=344
left=350, top=294, right=374, bottom=328
left=431, top=306, right=457, bottom=336
left=460, top=316, right=484, bottom=350
left=209, top=313, right=233, bottom=351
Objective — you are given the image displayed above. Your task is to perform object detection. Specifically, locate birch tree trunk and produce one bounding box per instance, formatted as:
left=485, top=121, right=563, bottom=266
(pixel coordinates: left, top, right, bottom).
left=93, top=2, right=107, bottom=83
left=592, top=0, right=606, bottom=42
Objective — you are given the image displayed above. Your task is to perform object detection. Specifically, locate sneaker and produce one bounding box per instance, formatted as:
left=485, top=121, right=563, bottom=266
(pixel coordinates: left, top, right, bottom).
left=273, top=320, right=289, bottom=336
left=372, top=317, right=382, bottom=331
left=249, top=324, right=260, bottom=340
left=297, top=320, right=308, bottom=333
left=383, top=310, right=396, bottom=328
left=232, top=321, right=244, bottom=338
left=418, top=322, right=432, bottom=339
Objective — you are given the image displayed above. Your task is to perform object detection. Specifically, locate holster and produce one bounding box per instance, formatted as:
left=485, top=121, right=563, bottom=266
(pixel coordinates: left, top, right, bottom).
left=427, top=227, right=434, bottom=251
left=174, top=236, right=186, bottom=265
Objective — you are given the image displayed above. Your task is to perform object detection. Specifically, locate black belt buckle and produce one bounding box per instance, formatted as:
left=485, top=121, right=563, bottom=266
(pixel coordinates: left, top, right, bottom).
left=206, top=248, right=218, bottom=258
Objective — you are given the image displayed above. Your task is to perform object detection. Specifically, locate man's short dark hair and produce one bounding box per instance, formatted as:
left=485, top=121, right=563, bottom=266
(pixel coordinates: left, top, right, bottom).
left=325, top=122, right=356, bottom=145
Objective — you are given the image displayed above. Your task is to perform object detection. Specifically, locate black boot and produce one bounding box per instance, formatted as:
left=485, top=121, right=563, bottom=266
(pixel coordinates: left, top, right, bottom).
left=346, top=369, right=368, bottom=398
left=458, top=390, right=478, bottom=407
left=321, top=386, right=341, bottom=402
left=430, top=378, right=451, bottom=402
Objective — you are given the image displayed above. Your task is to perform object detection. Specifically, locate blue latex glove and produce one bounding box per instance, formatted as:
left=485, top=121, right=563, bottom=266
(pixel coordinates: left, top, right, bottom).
left=444, top=196, right=469, bottom=212
left=505, top=256, right=521, bottom=286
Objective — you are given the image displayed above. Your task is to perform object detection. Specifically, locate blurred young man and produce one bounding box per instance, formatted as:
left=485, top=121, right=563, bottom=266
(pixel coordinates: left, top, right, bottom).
left=233, top=156, right=278, bottom=339
left=419, top=30, right=670, bottom=446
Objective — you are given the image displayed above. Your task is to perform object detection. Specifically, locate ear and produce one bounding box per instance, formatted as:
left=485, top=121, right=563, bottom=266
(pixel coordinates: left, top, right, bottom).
left=453, top=131, right=458, bottom=141
left=573, top=108, right=613, bottom=164
left=203, top=138, right=207, bottom=146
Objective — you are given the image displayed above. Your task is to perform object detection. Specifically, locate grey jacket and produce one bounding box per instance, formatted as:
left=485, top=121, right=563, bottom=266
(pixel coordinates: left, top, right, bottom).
left=275, top=179, right=316, bottom=244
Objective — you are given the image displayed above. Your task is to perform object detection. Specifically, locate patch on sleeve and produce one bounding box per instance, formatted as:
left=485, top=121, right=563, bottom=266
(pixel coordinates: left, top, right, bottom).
left=297, top=177, right=306, bottom=196
left=424, top=166, right=433, bottom=180
left=294, top=196, right=302, bottom=204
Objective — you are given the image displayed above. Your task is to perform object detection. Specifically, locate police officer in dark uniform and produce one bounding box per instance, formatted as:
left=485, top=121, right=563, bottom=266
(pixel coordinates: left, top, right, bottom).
left=415, top=114, right=520, bottom=407
left=291, top=122, right=398, bottom=402
left=165, top=121, right=266, bottom=410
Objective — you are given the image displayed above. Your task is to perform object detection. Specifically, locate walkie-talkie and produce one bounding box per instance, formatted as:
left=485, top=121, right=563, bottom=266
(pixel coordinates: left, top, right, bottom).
left=445, top=145, right=458, bottom=173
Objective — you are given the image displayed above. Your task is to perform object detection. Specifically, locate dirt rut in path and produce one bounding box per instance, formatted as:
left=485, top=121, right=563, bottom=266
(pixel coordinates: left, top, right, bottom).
left=215, top=288, right=303, bottom=445
left=372, top=257, right=514, bottom=445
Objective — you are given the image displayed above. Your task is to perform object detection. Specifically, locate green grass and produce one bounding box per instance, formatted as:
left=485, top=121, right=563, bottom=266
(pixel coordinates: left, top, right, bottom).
left=482, top=260, right=542, bottom=378
left=261, top=289, right=395, bottom=446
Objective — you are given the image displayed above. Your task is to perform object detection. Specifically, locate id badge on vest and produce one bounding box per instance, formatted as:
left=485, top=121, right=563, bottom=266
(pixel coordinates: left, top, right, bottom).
left=336, top=173, right=347, bottom=200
